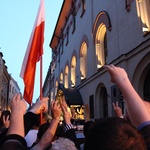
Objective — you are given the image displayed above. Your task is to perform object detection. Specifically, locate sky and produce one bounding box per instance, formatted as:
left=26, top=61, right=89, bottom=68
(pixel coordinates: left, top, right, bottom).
left=0, top=0, right=63, bottom=103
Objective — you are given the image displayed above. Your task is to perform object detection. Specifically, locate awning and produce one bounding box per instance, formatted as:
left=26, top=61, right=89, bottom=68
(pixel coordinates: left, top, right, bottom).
left=58, top=83, right=83, bottom=106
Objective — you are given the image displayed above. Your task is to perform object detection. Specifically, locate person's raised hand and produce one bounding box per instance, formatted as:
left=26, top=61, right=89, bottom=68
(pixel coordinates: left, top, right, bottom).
left=7, top=93, right=27, bottom=137
left=10, top=94, right=27, bottom=115
left=104, top=64, right=128, bottom=84
left=51, top=100, right=62, bottom=121
left=60, top=98, right=71, bottom=124
left=3, top=115, right=10, bottom=128
left=29, top=97, right=49, bottom=114
left=112, top=101, right=123, bottom=118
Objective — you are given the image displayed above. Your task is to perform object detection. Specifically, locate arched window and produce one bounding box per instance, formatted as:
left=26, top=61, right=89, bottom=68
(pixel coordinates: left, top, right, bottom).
left=59, top=72, right=63, bottom=84
left=55, top=80, right=58, bottom=96
left=136, top=0, right=150, bottom=34
left=96, top=24, right=107, bottom=69
left=80, top=42, right=87, bottom=80
left=64, top=65, right=69, bottom=88
left=92, top=11, right=111, bottom=70
left=51, top=91, right=54, bottom=102
left=71, top=56, right=76, bottom=87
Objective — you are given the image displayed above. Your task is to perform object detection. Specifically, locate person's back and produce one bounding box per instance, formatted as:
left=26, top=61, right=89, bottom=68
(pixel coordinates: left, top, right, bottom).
left=84, top=117, right=146, bottom=150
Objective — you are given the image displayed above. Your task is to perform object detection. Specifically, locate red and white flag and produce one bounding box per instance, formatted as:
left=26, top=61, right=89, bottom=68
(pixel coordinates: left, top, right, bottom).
left=20, top=0, right=45, bottom=105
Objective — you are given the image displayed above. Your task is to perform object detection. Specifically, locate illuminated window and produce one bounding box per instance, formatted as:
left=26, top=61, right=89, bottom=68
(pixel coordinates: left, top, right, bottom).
left=92, top=11, right=111, bottom=70
left=80, top=42, right=87, bottom=80
left=136, top=0, right=150, bottom=34
left=64, top=65, right=69, bottom=88
left=51, top=92, right=53, bottom=102
left=60, top=72, right=63, bottom=84
left=96, top=24, right=107, bottom=69
left=71, top=56, right=76, bottom=87
left=55, top=80, right=58, bottom=96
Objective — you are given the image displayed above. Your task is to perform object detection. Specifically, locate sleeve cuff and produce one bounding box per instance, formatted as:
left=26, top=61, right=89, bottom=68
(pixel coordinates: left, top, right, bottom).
left=64, top=124, right=74, bottom=132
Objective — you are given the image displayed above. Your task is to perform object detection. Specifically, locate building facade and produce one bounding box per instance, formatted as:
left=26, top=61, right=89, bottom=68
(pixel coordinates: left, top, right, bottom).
left=0, top=52, right=10, bottom=111
left=9, top=76, right=20, bottom=104
left=43, top=0, right=150, bottom=120
left=0, top=52, right=20, bottom=114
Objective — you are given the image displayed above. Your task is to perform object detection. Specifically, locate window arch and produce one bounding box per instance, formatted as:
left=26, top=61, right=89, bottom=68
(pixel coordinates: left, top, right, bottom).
left=92, top=11, right=111, bottom=70
left=136, top=0, right=150, bottom=34
left=64, top=65, right=69, bottom=88
left=71, top=56, right=76, bottom=87
left=80, top=42, right=87, bottom=80
left=125, top=0, right=134, bottom=12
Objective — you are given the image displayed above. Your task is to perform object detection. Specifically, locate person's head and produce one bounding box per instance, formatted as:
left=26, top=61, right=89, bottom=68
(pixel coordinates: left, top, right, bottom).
left=53, top=124, right=65, bottom=140
left=84, top=117, right=146, bottom=150
left=83, top=121, right=94, bottom=138
left=1, top=110, right=11, bottom=119
left=50, top=137, right=77, bottom=150
left=0, top=110, right=11, bottom=127
left=37, top=122, right=50, bottom=140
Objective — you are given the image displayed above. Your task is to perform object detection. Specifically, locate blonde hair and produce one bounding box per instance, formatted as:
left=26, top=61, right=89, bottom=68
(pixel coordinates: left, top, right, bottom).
left=50, top=137, right=77, bottom=150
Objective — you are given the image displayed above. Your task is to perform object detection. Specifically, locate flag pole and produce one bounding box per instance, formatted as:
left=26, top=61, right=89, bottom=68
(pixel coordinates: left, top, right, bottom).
left=40, top=56, right=43, bottom=124
left=40, top=55, right=43, bottom=100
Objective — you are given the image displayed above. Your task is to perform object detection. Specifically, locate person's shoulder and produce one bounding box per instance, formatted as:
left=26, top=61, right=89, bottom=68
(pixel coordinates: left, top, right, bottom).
left=137, top=121, right=150, bottom=131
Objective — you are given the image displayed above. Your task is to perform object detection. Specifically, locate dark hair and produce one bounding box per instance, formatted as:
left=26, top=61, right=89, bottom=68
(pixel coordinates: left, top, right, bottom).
left=84, top=117, right=146, bottom=150
left=37, top=122, right=50, bottom=139
left=83, top=121, right=94, bottom=138
left=54, top=124, right=65, bottom=138
left=0, top=110, right=11, bottom=126
left=1, top=110, right=11, bottom=119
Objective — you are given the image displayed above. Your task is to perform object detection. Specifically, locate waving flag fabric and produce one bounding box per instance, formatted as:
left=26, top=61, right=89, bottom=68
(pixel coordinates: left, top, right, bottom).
left=20, top=0, right=45, bottom=105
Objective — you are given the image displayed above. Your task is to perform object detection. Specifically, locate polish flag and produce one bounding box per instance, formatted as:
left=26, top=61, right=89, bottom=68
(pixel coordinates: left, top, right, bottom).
left=20, top=0, right=45, bottom=105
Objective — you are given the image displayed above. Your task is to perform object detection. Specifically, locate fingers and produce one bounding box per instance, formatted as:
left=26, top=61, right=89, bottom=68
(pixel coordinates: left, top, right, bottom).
left=116, top=101, right=118, bottom=107
left=6, top=115, right=10, bottom=121
left=51, top=100, right=60, bottom=109
left=3, top=115, right=10, bottom=122
left=104, top=64, right=115, bottom=70
left=41, top=97, right=49, bottom=102
left=113, top=101, right=119, bottom=110
left=40, top=97, right=49, bottom=111
left=112, top=102, right=116, bottom=109
left=12, top=93, right=22, bottom=101
left=61, top=105, right=68, bottom=113
left=12, top=94, right=18, bottom=101
left=3, top=115, right=6, bottom=123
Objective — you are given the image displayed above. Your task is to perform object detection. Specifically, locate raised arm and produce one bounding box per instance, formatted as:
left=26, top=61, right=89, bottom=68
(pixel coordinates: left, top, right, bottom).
left=61, top=97, right=81, bottom=150
left=7, top=94, right=27, bottom=137
left=31, top=100, right=62, bottom=150
left=105, top=64, right=150, bottom=127
left=0, top=94, right=27, bottom=149
left=24, top=97, right=49, bottom=135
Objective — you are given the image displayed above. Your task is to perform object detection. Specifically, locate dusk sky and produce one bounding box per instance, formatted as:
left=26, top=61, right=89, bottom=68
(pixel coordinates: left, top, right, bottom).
left=0, top=1, right=63, bottom=103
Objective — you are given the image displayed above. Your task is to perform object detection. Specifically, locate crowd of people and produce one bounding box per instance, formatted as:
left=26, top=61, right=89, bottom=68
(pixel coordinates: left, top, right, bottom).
left=0, top=64, right=150, bottom=150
